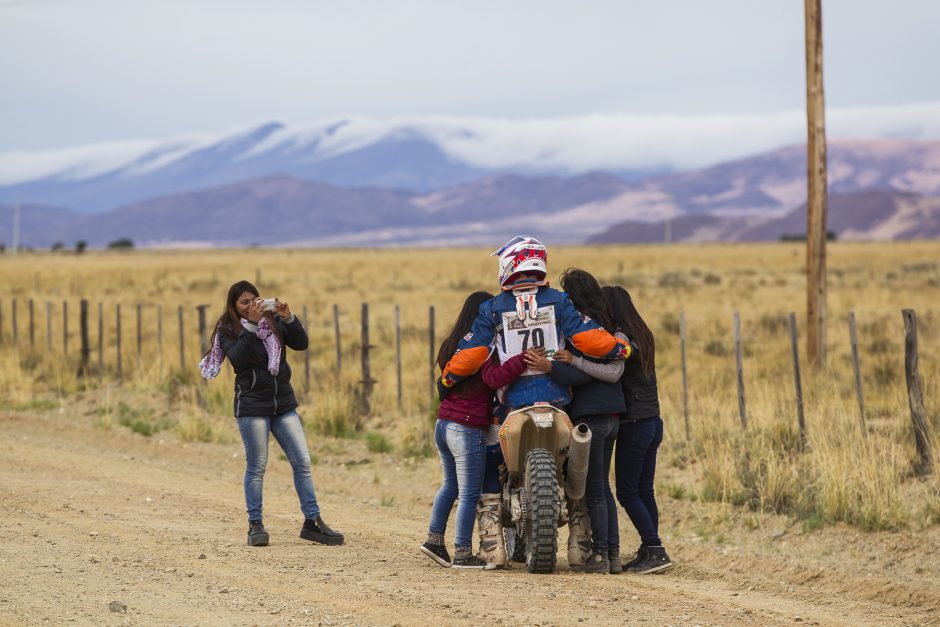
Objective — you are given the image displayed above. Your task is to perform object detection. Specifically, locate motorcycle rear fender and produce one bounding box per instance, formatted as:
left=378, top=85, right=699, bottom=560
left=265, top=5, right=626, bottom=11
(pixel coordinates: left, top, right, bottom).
left=498, top=403, right=573, bottom=474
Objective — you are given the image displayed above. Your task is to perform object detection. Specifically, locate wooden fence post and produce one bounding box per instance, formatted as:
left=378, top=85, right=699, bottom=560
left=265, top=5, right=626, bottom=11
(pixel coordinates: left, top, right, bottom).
left=902, top=309, right=933, bottom=475
left=46, top=302, right=53, bottom=351
left=302, top=305, right=310, bottom=395
left=788, top=313, right=807, bottom=450
left=847, top=311, right=867, bottom=438
left=679, top=311, right=690, bottom=441
left=395, top=304, right=403, bottom=411
left=10, top=298, right=19, bottom=346
left=333, top=304, right=342, bottom=374
left=115, top=304, right=122, bottom=380
left=734, top=311, right=748, bottom=430
left=28, top=299, right=34, bottom=348
left=78, top=300, right=90, bottom=377
left=62, top=300, right=68, bottom=355
left=97, top=303, right=104, bottom=373
left=136, top=303, right=143, bottom=371
left=360, top=303, right=375, bottom=413
left=11, top=299, right=17, bottom=345
left=156, top=304, right=164, bottom=375
left=429, top=305, right=436, bottom=407
left=178, top=305, right=185, bottom=372
left=197, top=305, right=209, bottom=357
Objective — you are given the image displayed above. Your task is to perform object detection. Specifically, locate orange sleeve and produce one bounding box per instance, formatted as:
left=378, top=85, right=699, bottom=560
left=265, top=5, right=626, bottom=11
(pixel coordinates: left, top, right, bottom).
left=441, top=346, right=491, bottom=386
left=570, top=328, right=631, bottom=359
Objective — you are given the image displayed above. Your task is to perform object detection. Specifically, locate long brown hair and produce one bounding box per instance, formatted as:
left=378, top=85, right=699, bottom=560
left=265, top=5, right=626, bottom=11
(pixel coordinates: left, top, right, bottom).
left=203, top=280, right=282, bottom=360
left=560, top=268, right=615, bottom=332
left=603, top=285, right=654, bottom=377
left=437, top=291, right=493, bottom=372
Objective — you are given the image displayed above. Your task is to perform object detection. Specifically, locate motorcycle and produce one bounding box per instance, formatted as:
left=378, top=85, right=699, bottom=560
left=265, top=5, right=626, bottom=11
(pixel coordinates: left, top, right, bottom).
left=498, top=402, right=592, bottom=574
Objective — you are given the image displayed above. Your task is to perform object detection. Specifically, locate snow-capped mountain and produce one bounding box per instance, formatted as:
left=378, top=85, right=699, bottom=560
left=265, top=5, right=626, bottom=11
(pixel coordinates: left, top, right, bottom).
left=4, top=103, right=940, bottom=213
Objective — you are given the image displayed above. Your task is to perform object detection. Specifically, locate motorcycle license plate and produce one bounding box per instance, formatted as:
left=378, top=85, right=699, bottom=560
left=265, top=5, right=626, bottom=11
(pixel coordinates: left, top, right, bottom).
left=532, top=411, right=553, bottom=429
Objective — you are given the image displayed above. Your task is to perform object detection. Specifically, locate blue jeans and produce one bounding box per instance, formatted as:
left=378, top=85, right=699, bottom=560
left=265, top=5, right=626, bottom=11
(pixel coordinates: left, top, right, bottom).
left=582, top=414, right=620, bottom=556
left=237, top=410, right=320, bottom=522
left=615, top=417, right=663, bottom=547
left=428, top=419, right=486, bottom=548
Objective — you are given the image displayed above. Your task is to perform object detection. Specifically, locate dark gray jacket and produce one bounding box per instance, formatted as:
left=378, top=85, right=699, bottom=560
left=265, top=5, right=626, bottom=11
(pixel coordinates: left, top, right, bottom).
left=620, top=359, right=661, bottom=422
left=548, top=360, right=625, bottom=419
left=219, top=314, right=308, bottom=418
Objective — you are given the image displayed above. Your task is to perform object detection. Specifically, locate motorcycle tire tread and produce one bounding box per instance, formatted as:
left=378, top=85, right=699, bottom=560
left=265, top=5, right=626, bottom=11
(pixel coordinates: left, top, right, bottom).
left=525, top=448, right=559, bottom=574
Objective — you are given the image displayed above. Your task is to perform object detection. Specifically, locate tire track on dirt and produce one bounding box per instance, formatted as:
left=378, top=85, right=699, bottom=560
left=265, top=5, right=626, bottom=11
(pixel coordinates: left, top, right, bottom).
left=2, top=411, right=936, bottom=626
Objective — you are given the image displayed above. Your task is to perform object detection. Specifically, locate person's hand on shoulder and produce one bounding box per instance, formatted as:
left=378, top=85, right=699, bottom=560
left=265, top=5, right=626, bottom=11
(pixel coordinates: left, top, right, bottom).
left=524, top=347, right=552, bottom=373
left=553, top=349, right=573, bottom=364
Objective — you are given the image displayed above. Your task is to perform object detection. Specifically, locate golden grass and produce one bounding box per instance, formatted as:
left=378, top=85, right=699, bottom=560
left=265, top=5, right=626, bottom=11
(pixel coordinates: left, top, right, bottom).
left=1, top=241, right=938, bottom=528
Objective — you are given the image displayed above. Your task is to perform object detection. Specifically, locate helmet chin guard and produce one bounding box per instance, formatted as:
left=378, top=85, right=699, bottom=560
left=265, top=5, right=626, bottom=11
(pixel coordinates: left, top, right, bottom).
left=493, top=236, right=548, bottom=291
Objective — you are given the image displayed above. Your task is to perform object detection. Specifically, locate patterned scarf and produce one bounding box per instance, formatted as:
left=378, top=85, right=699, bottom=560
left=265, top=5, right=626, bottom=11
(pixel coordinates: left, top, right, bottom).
left=199, top=318, right=281, bottom=380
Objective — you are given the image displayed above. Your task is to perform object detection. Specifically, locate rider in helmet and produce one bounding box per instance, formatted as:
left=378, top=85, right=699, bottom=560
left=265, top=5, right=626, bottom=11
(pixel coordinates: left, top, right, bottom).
left=439, top=236, right=631, bottom=569
left=441, top=235, right=630, bottom=404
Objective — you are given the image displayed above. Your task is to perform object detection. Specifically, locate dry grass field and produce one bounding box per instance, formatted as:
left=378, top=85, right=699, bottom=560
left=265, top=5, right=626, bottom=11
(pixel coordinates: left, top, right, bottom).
left=2, top=242, right=939, bottom=530
left=2, top=242, right=940, bottom=625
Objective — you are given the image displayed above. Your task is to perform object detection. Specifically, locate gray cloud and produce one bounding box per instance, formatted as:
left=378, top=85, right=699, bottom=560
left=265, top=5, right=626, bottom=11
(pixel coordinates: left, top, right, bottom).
left=0, top=0, right=938, bottom=152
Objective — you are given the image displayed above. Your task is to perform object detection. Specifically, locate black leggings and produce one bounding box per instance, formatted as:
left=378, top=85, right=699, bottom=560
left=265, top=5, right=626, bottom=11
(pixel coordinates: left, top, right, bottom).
left=615, top=416, right=663, bottom=546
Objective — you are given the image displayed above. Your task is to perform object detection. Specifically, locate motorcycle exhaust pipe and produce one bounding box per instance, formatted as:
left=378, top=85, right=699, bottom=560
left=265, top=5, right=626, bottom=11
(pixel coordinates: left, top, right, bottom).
left=565, top=423, right=592, bottom=501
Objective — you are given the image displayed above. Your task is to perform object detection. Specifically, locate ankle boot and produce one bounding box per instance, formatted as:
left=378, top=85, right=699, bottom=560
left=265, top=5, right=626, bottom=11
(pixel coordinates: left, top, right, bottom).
left=567, top=499, right=592, bottom=572
left=476, top=493, right=507, bottom=569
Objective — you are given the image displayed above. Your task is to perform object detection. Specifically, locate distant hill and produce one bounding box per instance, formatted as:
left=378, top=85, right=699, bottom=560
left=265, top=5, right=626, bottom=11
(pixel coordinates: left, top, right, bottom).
left=1, top=173, right=633, bottom=248
left=587, top=190, right=940, bottom=244
left=3, top=138, right=940, bottom=248
left=583, top=139, right=940, bottom=223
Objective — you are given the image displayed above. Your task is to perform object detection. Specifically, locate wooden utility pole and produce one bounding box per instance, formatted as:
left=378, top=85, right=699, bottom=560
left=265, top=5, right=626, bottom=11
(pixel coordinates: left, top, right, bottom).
left=805, top=0, right=828, bottom=367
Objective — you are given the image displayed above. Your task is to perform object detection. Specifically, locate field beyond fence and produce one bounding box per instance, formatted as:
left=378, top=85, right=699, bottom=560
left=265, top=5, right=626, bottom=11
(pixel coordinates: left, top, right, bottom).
left=1, top=242, right=939, bottom=531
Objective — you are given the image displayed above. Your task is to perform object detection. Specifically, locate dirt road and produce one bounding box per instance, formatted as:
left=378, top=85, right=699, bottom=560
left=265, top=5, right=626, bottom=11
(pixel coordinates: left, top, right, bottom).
left=1, top=403, right=938, bottom=626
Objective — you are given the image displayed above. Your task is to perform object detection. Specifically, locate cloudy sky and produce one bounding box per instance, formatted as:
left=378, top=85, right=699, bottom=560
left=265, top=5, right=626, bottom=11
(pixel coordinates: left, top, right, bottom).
left=1, top=0, right=939, bottom=156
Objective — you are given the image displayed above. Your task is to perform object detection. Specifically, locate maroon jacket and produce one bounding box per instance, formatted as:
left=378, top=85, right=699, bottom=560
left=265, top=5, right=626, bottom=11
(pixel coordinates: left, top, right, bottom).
left=438, top=353, right=527, bottom=429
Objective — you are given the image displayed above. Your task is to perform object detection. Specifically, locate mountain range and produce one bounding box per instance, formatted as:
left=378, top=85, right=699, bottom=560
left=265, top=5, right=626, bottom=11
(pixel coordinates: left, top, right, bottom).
left=1, top=123, right=939, bottom=247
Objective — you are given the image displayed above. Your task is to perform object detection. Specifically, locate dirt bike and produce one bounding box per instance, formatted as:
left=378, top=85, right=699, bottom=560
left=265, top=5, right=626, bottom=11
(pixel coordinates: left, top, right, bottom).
left=498, top=402, right=591, bottom=574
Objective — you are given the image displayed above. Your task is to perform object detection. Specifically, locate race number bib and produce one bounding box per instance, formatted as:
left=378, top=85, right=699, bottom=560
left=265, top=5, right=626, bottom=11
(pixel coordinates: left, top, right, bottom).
left=501, top=306, right=559, bottom=375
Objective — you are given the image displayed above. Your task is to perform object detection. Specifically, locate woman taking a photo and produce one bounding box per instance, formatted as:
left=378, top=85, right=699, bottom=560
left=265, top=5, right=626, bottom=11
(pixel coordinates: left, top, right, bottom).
left=200, top=280, right=343, bottom=548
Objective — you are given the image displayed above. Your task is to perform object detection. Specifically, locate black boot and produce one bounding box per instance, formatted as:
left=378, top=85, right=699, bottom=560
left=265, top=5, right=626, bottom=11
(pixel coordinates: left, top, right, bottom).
left=420, top=532, right=451, bottom=567
left=625, top=545, right=674, bottom=574
left=300, top=515, right=344, bottom=546
left=247, top=520, right=269, bottom=547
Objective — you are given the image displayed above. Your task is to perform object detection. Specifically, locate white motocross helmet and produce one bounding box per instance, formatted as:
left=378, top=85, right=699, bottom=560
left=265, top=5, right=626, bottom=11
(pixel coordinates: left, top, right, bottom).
left=492, top=235, right=549, bottom=291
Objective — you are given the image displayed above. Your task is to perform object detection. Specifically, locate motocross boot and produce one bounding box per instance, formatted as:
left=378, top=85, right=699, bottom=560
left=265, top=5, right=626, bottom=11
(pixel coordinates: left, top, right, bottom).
left=566, top=499, right=592, bottom=572
left=476, top=493, right=508, bottom=569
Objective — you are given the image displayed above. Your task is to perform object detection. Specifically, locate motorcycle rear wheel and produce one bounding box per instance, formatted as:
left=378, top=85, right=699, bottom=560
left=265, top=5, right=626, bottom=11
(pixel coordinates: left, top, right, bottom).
left=523, top=447, right=559, bottom=574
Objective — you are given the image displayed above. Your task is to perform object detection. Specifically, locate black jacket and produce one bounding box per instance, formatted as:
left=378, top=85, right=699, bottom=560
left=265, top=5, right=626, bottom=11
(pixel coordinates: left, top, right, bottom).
left=219, top=315, right=308, bottom=418
left=547, top=361, right=625, bottom=419
left=620, top=358, right=660, bottom=421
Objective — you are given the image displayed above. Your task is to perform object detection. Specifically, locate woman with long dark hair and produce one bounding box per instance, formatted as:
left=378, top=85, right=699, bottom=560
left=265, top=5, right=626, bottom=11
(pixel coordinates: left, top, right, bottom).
left=603, top=285, right=673, bottom=573
left=200, top=280, right=343, bottom=548
left=543, top=268, right=627, bottom=574
left=422, top=290, right=535, bottom=569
